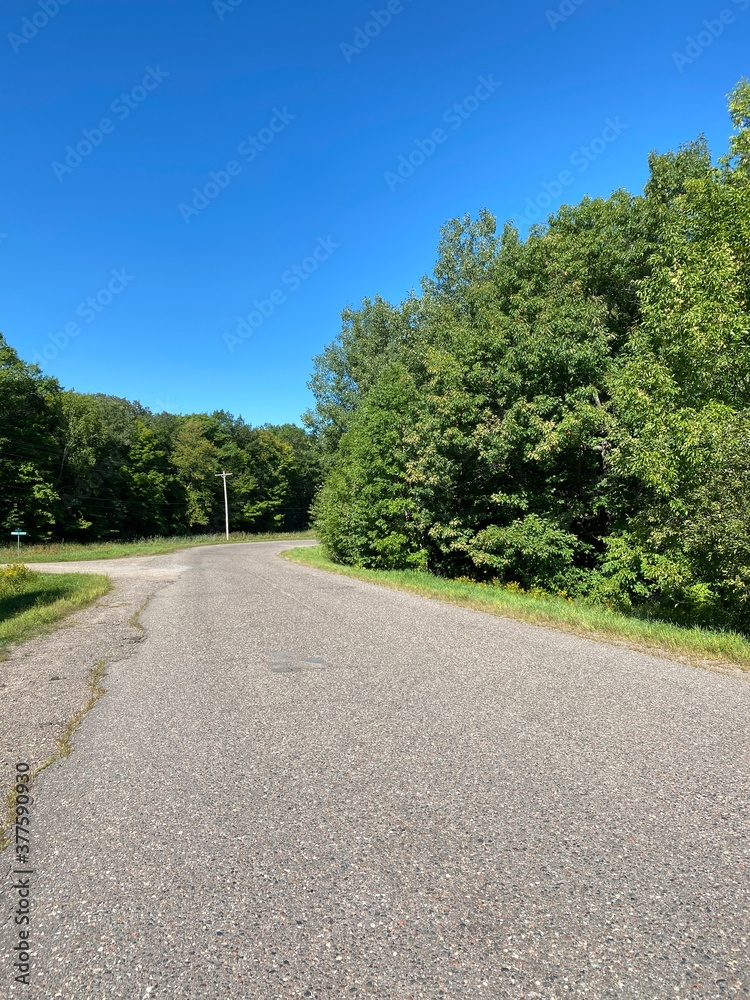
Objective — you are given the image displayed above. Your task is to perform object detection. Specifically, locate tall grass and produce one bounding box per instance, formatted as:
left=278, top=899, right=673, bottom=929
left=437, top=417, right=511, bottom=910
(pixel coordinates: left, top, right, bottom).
left=0, top=529, right=316, bottom=564
left=283, top=545, right=750, bottom=672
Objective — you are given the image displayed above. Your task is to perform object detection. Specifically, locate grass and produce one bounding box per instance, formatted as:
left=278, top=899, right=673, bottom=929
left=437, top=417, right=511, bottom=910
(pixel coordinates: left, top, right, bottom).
left=0, top=529, right=316, bottom=564
left=0, top=566, right=111, bottom=658
left=282, top=545, right=750, bottom=674
left=54, top=659, right=109, bottom=760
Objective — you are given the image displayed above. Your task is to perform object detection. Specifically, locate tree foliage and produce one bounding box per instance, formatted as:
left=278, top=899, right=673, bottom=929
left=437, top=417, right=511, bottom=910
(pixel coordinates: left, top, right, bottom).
left=0, top=343, right=320, bottom=540
left=310, top=81, right=750, bottom=633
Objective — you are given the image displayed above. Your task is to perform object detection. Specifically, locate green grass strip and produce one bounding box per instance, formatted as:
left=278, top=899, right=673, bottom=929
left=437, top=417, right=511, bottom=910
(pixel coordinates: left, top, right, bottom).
left=0, top=529, right=316, bottom=564
left=0, top=571, right=111, bottom=658
left=282, top=545, right=750, bottom=674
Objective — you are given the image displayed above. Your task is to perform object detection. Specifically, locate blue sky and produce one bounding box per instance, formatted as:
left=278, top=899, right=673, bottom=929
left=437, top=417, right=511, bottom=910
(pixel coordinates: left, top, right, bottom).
left=2, top=0, right=748, bottom=425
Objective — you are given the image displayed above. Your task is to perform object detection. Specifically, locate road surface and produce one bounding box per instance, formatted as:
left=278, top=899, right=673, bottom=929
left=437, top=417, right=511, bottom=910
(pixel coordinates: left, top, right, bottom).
left=2, top=541, right=749, bottom=998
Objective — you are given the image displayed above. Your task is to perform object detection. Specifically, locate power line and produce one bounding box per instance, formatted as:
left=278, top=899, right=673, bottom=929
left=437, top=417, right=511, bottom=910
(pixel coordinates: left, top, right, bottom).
left=0, top=482, right=311, bottom=514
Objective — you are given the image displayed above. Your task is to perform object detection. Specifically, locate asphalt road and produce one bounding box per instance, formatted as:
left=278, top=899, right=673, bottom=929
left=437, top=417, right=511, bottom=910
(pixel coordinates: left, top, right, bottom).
left=2, top=541, right=749, bottom=999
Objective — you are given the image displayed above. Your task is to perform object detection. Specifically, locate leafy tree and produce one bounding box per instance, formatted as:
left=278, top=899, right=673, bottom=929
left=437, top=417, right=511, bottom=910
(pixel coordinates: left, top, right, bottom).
left=309, top=80, right=750, bottom=634
left=314, top=363, right=425, bottom=567
left=304, top=295, right=419, bottom=462
left=171, top=417, right=219, bottom=529
left=266, top=423, right=322, bottom=530
left=602, top=106, right=750, bottom=627
left=724, top=77, right=750, bottom=174
left=232, top=428, right=293, bottom=530
left=1, top=340, right=318, bottom=543
left=124, top=419, right=173, bottom=537
left=0, top=336, right=62, bottom=538
left=55, top=393, right=137, bottom=538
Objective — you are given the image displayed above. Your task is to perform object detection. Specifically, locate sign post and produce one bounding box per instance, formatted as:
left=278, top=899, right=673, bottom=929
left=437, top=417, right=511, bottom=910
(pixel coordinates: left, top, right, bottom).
left=10, top=530, right=27, bottom=558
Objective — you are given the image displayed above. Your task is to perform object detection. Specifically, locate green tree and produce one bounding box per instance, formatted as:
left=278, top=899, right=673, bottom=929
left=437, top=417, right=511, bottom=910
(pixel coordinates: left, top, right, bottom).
left=124, top=418, right=173, bottom=537
left=603, top=112, right=750, bottom=627
left=171, top=417, right=219, bottom=529
left=304, top=295, right=419, bottom=462
left=265, top=423, right=321, bottom=529
left=0, top=336, right=62, bottom=538
left=309, top=80, right=750, bottom=635
left=314, top=363, right=425, bottom=567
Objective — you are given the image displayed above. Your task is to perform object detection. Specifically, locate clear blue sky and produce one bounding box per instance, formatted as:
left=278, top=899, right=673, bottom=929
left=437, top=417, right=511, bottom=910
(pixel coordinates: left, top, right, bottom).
left=2, top=0, right=748, bottom=424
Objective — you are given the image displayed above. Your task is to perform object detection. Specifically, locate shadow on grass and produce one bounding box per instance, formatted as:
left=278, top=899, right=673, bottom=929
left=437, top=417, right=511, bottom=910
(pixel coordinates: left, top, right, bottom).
left=0, top=580, right=76, bottom=619
left=0, top=572, right=111, bottom=657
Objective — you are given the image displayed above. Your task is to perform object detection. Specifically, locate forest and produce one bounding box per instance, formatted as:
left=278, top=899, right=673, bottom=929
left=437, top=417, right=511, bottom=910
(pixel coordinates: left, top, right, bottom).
left=0, top=344, right=320, bottom=540
left=308, top=80, right=750, bottom=634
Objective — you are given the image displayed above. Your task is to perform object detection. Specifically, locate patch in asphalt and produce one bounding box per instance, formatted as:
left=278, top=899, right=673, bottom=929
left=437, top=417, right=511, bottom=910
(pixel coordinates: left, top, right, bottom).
left=267, top=651, right=329, bottom=674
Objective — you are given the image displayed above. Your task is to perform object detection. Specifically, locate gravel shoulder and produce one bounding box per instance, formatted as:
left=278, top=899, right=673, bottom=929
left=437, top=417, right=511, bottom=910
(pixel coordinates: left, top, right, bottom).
left=0, top=553, right=196, bottom=836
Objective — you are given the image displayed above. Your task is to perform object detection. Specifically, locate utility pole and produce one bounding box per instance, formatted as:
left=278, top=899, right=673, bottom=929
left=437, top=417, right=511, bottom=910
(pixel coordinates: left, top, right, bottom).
left=215, top=471, right=233, bottom=540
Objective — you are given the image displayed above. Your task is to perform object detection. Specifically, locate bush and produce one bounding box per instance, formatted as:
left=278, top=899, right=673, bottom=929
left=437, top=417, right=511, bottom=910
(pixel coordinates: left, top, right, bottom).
left=466, top=515, right=590, bottom=593
left=0, top=563, right=32, bottom=595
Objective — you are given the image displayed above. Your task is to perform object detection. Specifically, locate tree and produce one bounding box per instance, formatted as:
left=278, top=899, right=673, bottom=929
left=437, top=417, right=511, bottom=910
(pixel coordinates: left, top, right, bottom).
left=304, top=295, right=419, bottom=462
left=314, top=363, right=425, bottom=568
left=308, top=80, right=750, bottom=634
left=265, top=423, right=321, bottom=530
left=55, top=393, right=137, bottom=538
left=0, top=336, right=62, bottom=538
left=171, top=417, right=219, bottom=529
